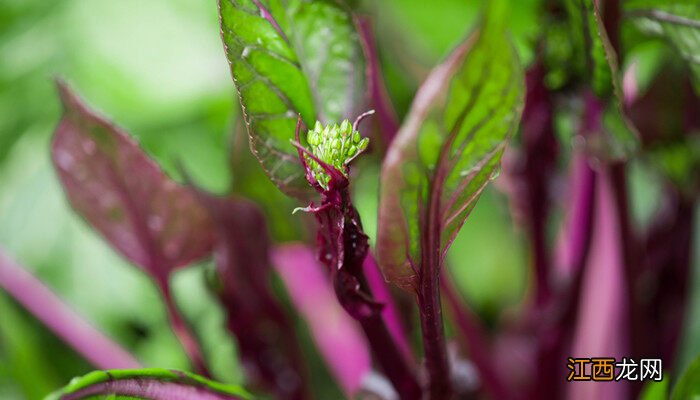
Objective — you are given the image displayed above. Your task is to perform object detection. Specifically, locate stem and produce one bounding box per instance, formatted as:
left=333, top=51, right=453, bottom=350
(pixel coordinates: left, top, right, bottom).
left=157, top=280, right=211, bottom=377
left=418, top=183, right=451, bottom=399
left=348, top=266, right=421, bottom=399
left=312, top=187, right=421, bottom=398
left=0, top=248, right=141, bottom=370
left=533, top=93, right=599, bottom=400
left=418, top=267, right=450, bottom=400
left=360, top=314, right=422, bottom=400
left=417, top=169, right=452, bottom=399
left=442, top=275, right=509, bottom=399
left=520, top=63, right=558, bottom=306
left=363, top=253, right=414, bottom=362
left=606, top=163, right=644, bottom=398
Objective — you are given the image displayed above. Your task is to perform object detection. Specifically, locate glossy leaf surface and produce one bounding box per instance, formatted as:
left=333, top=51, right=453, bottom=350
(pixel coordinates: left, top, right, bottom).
left=219, top=0, right=366, bottom=197
left=376, top=2, right=525, bottom=290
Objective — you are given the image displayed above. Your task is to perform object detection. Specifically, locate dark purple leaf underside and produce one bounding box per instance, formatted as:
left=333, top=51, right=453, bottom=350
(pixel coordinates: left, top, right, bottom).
left=196, top=193, right=309, bottom=399
left=52, top=82, right=214, bottom=278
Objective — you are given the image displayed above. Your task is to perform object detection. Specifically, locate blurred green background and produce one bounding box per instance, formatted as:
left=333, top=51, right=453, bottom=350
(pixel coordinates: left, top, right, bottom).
left=1, top=0, right=695, bottom=399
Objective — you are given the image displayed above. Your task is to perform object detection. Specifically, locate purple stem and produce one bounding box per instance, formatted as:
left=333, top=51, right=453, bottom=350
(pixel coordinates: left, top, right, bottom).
left=441, top=274, right=509, bottom=399
left=520, top=63, right=559, bottom=307
left=356, top=17, right=400, bottom=147
left=0, top=248, right=142, bottom=370
left=567, top=168, right=629, bottom=400
left=157, top=280, right=211, bottom=377
left=419, top=177, right=451, bottom=400
left=363, top=253, right=414, bottom=363
left=533, top=93, right=599, bottom=400
left=555, top=93, right=602, bottom=279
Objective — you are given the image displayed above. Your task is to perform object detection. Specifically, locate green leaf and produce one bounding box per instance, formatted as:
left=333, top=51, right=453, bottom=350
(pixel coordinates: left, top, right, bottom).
left=45, top=369, right=251, bottom=400
left=647, top=136, right=700, bottom=197
left=587, top=2, right=641, bottom=160
left=219, top=0, right=366, bottom=198
left=627, top=0, right=700, bottom=94
left=586, top=1, right=618, bottom=98
left=673, top=353, right=700, bottom=399
left=543, top=0, right=616, bottom=96
left=640, top=378, right=669, bottom=400
left=376, top=0, right=525, bottom=291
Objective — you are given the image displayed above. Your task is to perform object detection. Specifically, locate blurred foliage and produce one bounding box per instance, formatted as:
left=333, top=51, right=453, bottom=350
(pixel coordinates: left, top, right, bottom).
left=1, top=0, right=699, bottom=398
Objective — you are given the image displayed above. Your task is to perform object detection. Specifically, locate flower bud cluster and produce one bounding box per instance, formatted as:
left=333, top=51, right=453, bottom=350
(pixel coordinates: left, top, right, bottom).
left=305, top=119, right=369, bottom=189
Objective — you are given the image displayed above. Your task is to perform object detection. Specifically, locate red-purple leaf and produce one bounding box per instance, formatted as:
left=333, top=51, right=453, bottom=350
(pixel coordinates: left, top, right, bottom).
left=196, top=193, right=309, bottom=399
left=52, top=82, right=214, bottom=279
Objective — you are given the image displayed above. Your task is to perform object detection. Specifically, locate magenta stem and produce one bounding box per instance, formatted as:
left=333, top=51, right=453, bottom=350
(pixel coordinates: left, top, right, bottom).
left=363, top=253, right=414, bottom=362
left=0, top=248, right=142, bottom=370
left=157, top=281, right=211, bottom=377
left=442, top=275, right=509, bottom=399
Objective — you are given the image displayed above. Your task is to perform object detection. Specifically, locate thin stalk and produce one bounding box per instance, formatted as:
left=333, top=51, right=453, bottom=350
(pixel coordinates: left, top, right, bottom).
left=363, top=253, right=414, bottom=362
left=360, top=313, right=422, bottom=400
left=442, top=275, right=508, bottom=399
left=157, top=280, right=211, bottom=377
left=347, top=269, right=421, bottom=400
left=418, top=179, right=451, bottom=399
left=533, top=92, right=599, bottom=400
left=0, top=248, right=141, bottom=369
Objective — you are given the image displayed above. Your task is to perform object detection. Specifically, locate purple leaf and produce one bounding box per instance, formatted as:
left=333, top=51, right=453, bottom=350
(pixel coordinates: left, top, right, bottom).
left=272, top=243, right=371, bottom=397
left=52, top=81, right=215, bottom=280
left=0, top=248, right=142, bottom=370
left=195, top=194, right=310, bottom=399
left=52, top=81, right=214, bottom=376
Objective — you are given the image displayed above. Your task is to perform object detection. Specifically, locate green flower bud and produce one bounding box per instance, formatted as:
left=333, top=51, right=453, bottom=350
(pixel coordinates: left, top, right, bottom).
left=302, top=117, right=371, bottom=190
left=340, top=120, right=351, bottom=135
left=358, top=138, right=369, bottom=151
left=352, top=130, right=361, bottom=144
